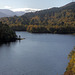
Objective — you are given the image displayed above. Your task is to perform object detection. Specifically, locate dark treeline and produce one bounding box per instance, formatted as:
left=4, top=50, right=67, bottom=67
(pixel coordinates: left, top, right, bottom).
left=0, top=2, right=75, bottom=34
left=11, top=25, right=75, bottom=34
left=11, top=25, right=27, bottom=31
left=0, top=22, right=17, bottom=42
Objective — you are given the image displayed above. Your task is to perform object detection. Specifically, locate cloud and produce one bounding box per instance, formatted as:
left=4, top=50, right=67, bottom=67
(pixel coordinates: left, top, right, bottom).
left=4, top=6, right=11, bottom=9
left=4, top=6, right=41, bottom=12
left=12, top=8, right=41, bottom=12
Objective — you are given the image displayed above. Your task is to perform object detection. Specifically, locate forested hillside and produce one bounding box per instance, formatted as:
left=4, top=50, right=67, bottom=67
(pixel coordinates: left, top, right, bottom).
left=64, top=47, right=75, bottom=75
left=0, top=22, right=17, bottom=42
left=0, top=2, right=75, bottom=33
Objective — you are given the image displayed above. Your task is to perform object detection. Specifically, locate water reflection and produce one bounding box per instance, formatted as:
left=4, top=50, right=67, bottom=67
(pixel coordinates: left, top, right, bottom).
left=19, top=40, right=21, bottom=43
left=0, top=40, right=18, bottom=47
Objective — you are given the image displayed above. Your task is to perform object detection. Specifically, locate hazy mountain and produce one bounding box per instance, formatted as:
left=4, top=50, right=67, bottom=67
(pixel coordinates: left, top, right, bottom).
left=0, top=9, right=25, bottom=18
left=0, top=9, right=15, bottom=17
left=15, top=11, right=25, bottom=16
left=0, top=12, right=9, bottom=18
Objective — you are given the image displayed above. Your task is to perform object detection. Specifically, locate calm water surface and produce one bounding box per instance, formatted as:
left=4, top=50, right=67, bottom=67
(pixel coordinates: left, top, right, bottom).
left=0, top=32, right=75, bottom=75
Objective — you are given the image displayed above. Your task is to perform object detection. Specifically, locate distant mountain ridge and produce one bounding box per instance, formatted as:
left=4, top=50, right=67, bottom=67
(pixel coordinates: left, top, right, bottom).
left=23, top=2, right=75, bottom=16
left=0, top=12, right=9, bottom=18
left=20, top=2, right=75, bottom=20
left=0, top=2, right=75, bottom=18
left=0, top=9, right=25, bottom=18
left=0, top=9, right=15, bottom=17
left=61, top=2, right=75, bottom=8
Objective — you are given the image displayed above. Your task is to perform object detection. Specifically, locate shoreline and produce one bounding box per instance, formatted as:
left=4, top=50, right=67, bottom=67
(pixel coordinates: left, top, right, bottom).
left=16, top=31, right=75, bottom=35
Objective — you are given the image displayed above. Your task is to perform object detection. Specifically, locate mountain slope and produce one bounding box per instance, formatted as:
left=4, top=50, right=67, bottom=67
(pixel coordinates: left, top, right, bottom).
left=0, top=9, right=25, bottom=17
left=15, top=11, right=25, bottom=16
left=0, top=12, right=9, bottom=18
left=61, top=2, right=75, bottom=9
left=0, top=9, right=15, bottom=17
left=0, top=2, right=75, bottom=26
left=22, top=2, right=75, bottom=18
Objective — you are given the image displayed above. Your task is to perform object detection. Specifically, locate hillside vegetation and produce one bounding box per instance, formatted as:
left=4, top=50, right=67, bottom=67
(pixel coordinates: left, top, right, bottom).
left=0, top=22, right=17, bottom=42
left=0, top=2, right=75, bottom=33
left=64, top=47, right=75, bottom=75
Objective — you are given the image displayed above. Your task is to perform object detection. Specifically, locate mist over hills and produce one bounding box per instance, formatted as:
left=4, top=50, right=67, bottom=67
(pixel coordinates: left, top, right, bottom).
left=14, top=11, right=25, bottom=16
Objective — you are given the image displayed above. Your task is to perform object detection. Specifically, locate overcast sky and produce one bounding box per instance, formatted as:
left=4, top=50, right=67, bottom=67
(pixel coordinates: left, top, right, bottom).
left=0, top=0, right=73, bottom=12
